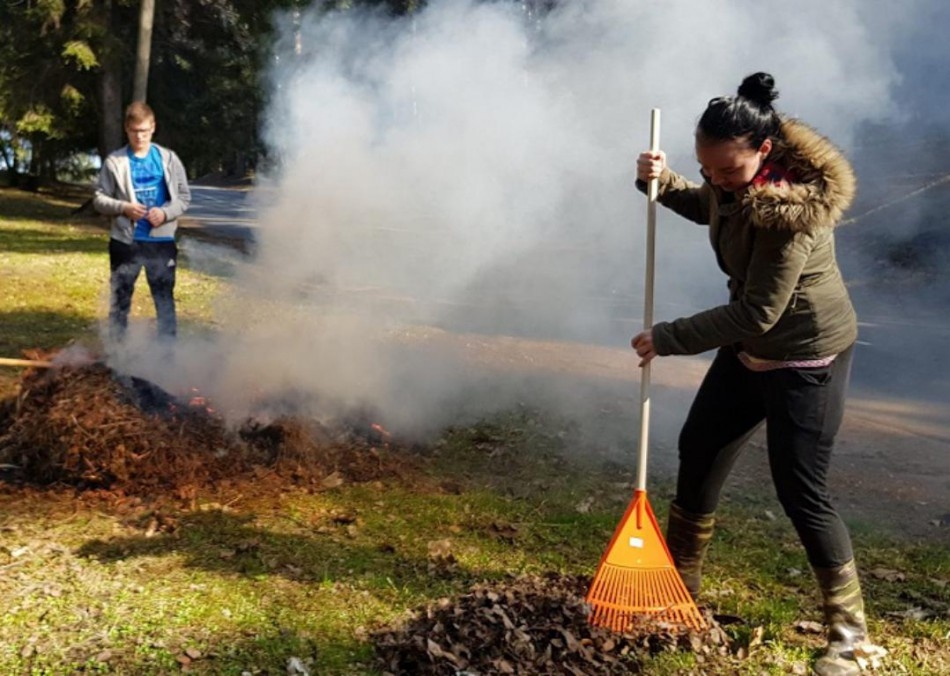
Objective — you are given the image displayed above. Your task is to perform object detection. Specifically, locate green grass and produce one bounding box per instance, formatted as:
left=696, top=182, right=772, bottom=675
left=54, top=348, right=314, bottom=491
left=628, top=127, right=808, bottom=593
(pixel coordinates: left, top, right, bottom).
left=1, top=187, right=948, bottom=674
left=0, top=187, right=223, bottom=391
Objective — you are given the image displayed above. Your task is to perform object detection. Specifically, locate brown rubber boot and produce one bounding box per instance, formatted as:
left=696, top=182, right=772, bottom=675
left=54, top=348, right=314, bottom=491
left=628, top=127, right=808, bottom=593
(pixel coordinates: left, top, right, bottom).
left=812, top=560, right=885, bottom=676
left=665, top=501, right=715, bottom=599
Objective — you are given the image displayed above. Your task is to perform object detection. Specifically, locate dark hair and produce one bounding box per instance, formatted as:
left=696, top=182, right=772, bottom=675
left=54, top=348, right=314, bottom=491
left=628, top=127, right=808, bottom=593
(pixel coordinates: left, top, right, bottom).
left=696, top=72, right=781, bottom=149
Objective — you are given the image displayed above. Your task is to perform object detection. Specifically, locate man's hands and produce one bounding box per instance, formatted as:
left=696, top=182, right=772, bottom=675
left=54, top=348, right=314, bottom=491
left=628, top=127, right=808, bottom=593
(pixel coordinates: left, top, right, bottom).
left=631, top=329, right=658, bottom=367
left=122, top=202, right=166, bottom=227
left=145, top=207, right=166, bottom=227
left=122, top=202, right=147, bottom=221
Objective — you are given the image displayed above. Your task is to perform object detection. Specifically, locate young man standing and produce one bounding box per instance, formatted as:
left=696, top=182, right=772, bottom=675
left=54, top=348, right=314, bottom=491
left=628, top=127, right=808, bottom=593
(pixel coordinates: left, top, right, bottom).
left=93, top=101, right=191, bottom=344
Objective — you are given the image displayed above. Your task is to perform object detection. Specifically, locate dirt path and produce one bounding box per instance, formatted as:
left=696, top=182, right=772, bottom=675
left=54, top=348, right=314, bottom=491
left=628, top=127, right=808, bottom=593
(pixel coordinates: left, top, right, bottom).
left=401, top=327, right=950, bottom=543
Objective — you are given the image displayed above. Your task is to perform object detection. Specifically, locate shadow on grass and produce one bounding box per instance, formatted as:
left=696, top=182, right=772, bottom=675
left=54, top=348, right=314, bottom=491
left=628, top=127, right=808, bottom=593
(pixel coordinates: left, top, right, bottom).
left=13, top=621, right=370, bottom=676
left=0, top=224, right=105, bottom=255
left=75, top=508, right=472, bottom=598
left=163, top=628, right=369, bottom=676
left=0, top=185, right=99, bottom=224
left=0, top=308, right=95, bottom=356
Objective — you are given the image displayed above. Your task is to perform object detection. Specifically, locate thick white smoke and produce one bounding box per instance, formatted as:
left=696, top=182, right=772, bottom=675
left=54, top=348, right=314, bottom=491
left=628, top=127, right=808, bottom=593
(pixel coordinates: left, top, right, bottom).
left=130, top=0, right=946, bottom=438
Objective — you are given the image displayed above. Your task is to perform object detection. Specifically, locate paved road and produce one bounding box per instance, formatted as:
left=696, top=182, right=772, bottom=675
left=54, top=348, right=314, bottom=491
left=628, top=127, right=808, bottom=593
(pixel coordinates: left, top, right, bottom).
left=178, top=184, right=949, bottom=407
left=182, top=185, right=258, bottom=244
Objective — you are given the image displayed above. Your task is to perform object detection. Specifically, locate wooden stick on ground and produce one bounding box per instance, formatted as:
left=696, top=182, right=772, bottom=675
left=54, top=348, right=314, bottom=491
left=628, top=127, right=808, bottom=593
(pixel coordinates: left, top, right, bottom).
left=0, top=357, right=54, bottom=369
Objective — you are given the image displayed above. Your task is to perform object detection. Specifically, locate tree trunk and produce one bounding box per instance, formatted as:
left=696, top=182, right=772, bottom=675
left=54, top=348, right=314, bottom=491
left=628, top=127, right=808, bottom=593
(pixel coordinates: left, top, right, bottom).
left=10, top=142, right=23, bottom=186
left=42, top=154, right=56, bottom=181
left=99, top=64, right=123, bottom=158
left=97, top=0, right=124, bottom=158
left=24, top=136, right=42, bottom=190
left=133, top=0, right=156, bottom=102
left=0, top=137, right=17, bottom=187
left=28, top=137, right=41, bottom=176
left=0, top=136, right=12, bottom=174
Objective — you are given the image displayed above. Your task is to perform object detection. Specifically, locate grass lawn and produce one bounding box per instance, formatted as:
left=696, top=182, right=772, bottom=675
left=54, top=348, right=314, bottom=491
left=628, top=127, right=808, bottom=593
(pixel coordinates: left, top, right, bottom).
left=1, top=186, right=947, bottom=674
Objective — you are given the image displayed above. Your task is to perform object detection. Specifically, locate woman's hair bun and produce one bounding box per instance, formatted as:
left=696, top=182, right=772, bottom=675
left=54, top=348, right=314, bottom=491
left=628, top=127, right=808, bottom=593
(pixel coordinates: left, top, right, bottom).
left=737, top=72, right=779, bottom=109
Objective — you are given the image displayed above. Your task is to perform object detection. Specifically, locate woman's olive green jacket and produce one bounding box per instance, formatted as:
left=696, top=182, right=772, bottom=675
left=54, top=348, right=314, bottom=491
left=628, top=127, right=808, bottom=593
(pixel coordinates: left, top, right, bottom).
left=647, top=119, right=858, bottom=361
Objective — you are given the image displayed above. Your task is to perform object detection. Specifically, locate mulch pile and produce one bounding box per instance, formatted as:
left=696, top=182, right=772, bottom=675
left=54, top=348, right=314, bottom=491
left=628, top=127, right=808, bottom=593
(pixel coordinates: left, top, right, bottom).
left=0, top=360, right=412, bottom=494
left=373, top=573, right=733, bottom=675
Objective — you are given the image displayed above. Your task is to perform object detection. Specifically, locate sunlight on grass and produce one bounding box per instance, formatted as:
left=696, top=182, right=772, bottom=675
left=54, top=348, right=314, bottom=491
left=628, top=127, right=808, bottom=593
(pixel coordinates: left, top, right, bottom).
left=1, top=188, right=948, bottom=674
left=0, top=189, right=225, bottom=378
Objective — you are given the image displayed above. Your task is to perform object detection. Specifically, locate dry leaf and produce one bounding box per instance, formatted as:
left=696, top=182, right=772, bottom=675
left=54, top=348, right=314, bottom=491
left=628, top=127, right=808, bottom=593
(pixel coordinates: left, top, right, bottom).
left=748, top=625, right=765, bottom=648
left=321, top=472, right=344, bottom=489
left=854, top=642, right=888, bottom=670
left=869, top=567, right=906, bottom=582
left=427, top=539, right=453, bottom=559
left=144, top=517, right=159, bottom=538
left=287, top=656, right=311, bottom=675
left=488, top=521, right=519, bottom=543
left=794, top=620, right=824, bottom=634
left=491, top=657, right=515, bottom=674
left=885, top=606, right=931, bottom=620
left=426, top=638, right=444, bottom=658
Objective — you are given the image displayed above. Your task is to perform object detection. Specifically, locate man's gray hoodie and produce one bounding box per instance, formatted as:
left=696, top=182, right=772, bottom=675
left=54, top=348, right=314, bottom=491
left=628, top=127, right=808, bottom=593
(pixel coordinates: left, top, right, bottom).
left=93, top=144, right=191, bottom=244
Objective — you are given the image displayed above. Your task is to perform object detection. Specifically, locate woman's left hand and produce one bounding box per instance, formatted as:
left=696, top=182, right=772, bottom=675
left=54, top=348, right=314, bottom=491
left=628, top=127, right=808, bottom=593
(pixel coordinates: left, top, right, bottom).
left=631, top=330, right=658, bottom=367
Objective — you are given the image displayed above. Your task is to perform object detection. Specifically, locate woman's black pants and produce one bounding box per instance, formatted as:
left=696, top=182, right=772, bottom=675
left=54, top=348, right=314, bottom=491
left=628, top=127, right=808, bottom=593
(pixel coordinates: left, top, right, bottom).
left=108, top=238, right=178, bottom=343
left=674, top=344, right=855, bottom=568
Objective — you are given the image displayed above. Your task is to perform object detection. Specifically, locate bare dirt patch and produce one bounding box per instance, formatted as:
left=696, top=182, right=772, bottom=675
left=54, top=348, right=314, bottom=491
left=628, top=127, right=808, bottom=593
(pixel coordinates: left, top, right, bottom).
left=396, top=327, right=950, bottom=543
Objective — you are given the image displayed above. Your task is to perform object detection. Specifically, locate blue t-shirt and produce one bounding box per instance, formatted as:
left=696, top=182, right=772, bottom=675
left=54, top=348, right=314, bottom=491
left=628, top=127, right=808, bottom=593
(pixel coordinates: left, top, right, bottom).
left=128, top=145, right=171, bottom=241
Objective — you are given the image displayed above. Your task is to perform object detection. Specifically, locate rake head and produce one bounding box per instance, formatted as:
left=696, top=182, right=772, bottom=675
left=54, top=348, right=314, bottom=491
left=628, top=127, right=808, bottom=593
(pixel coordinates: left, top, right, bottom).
left=586, top=490, right=705, bottom=632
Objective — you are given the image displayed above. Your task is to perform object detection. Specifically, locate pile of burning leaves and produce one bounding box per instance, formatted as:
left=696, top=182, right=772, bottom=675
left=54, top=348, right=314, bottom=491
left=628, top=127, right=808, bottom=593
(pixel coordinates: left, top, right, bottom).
left=0, top=360, right=410, bottom=494
left=373, top=573, right=733, bottom=675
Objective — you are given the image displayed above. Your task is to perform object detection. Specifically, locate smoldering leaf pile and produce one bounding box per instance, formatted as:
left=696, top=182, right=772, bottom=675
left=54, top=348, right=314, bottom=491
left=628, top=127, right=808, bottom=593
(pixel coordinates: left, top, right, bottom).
left=0, top=362, right=411, bottom=494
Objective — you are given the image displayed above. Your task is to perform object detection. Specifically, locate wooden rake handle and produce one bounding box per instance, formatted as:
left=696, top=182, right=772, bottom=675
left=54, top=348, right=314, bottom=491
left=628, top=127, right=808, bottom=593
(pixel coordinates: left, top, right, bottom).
left=636, top=108, right=661, bottom=492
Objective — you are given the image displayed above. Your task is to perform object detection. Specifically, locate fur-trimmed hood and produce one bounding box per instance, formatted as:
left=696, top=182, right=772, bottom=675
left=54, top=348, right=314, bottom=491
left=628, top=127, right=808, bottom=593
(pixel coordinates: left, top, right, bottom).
left=742, top=118, right=856, bottom=232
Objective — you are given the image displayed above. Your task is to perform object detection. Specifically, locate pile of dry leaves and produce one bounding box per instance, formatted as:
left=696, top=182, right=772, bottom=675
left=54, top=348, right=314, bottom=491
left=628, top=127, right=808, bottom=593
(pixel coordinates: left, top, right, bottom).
left=0, top=361, right=412, bottom=494
left=373, top=573, right=733, bottom=675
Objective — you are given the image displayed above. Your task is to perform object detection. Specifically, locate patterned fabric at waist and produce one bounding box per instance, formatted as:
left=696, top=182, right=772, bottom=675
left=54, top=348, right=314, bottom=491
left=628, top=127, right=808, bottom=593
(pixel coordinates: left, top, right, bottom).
left=738, top=351, right=837, bottom=372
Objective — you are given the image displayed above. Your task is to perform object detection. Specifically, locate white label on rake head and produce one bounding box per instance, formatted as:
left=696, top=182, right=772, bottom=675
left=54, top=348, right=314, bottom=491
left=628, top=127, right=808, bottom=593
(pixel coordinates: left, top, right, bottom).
left=628, top=537, right=644, bottom=548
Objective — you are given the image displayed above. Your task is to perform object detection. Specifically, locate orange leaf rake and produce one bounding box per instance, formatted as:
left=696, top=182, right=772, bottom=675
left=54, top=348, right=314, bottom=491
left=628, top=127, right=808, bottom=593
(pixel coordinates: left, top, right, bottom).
left=586, top=109, right=704, bottom=633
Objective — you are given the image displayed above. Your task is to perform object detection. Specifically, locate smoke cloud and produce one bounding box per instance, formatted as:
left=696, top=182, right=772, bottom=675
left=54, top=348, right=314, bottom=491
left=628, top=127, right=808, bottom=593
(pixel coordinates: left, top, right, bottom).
left=121, top=0, right=948, bottom=444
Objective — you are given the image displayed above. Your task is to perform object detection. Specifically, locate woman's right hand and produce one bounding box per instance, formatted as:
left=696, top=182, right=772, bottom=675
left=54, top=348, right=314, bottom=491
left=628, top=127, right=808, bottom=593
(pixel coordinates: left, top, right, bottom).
left=636, top=150, right=666, bottom=182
